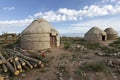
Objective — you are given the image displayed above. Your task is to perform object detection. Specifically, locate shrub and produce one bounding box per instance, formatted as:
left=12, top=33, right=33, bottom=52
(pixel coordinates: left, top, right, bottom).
left=63, top=42, right=71, bottom=49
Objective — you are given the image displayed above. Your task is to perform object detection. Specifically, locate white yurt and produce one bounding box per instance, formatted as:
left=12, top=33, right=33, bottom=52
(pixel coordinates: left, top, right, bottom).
left=84, top=27, right=107, bottom=42
left=20, top=18, right=60, bottom=50
left=104, top=28, right=118, bottom=40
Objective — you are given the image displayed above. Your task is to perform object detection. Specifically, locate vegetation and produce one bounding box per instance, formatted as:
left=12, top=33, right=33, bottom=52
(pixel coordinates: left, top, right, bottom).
left=61, top=37, right=101, bottom=50
left=80, top=62, right=107, bottom=72
left=100, top=46, right=120, bottom=54
left=109, top=37, right=120, bottom=49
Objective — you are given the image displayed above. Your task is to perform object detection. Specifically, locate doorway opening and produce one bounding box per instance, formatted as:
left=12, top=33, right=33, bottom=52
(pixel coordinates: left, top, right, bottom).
left=102, top=35, right=105, bottom=41
left=50, top=34, right=57, bottom=47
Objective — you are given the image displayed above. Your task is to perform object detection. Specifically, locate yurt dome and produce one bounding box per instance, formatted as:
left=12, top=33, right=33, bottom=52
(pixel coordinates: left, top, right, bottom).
left=104, top=27, right=118, bottom=40
left=84, top=27, right=107, bottom=42
left=21, top=18, right=60, bottom=50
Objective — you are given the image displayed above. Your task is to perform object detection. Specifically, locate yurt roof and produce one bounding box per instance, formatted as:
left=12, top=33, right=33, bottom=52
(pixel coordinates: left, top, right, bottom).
left=104, top=27, right=118, bottom=34
left=21, top=18, right=57, bottom=35
left=51, top=27, right=58, bottom=33
left=86, top=27, right=106, bottom=35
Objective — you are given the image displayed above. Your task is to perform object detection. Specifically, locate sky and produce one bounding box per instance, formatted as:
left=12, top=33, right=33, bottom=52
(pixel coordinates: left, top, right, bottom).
left=0, top=0, right=120, bottom=37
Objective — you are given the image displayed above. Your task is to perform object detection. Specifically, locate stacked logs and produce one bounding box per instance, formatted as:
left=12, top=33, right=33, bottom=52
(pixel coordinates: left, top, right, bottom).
left=0, top=48, right=45, bottom=76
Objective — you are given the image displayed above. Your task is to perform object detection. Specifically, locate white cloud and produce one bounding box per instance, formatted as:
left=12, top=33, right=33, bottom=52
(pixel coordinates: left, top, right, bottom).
left=28, top=4, right=120, bottom=22
left=0, top=19, right=33, bottom=27
left=3, top=7, right=15, bottom=11
left=101, top=0, right=120, bottom=3
left=0, top=19, right=33, bottom=34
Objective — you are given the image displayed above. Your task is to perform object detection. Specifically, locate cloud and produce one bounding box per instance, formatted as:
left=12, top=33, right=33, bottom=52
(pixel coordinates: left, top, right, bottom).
left=0, top=19, right=33, bottom=34
left=28, top=4, right=120, bottom=22
left=102, top=0, right=119, bottom=3
left=3, top=7, right=15, bottom=11
left=0, top=19, right=33, bottom=27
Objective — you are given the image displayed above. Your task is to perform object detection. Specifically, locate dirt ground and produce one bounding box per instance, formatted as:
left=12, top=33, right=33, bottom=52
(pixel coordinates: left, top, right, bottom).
left=12, top=45, right=120, bottom=80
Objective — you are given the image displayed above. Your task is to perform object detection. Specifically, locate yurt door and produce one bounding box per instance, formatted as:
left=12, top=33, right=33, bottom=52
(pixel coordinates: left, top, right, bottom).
left=102, top=35, right=105, bottom=41
left=50, top=35, right=57, bottom=47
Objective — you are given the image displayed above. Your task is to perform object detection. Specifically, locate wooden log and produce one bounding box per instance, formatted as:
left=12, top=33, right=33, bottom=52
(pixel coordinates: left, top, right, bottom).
left=10, top=59, right=13, bottom=63
left=31, top=53, right=46, bottom=63
left=0, top=52, right=19, bottom=75
left=19, top=59, right=26, bottom=66
left=0, top=49, right=9, bottom=58
left=15, top=61, right=21, bottom=69
left=2, top=64, right=8, bottom=72
left=0, top=60, right=2, bottom=64
left=14, top=51, right=41, bottom=65
left=7, top=57, right=13, bottom=62
left=19, top=68, right=22, bottom=73
left=14, top=56, right=19, bottom=61
left=30, top=62, right=38, bottom=68
left=22, top=59, right=33, bottom=69
left=22, top=65, right=30, bottom=71
left=5, top=49, right=41, bottom=65
left=19, top=48, right=46, bottom=63
left=13, top=62, right=17, bottom=70
left=39, top=64, right=44, bottom=68
left=2, top=50, right=19, bottom=62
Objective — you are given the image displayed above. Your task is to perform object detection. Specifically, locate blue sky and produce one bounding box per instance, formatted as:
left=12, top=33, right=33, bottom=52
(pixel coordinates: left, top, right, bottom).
left=0, top=0, right=120, bottom=36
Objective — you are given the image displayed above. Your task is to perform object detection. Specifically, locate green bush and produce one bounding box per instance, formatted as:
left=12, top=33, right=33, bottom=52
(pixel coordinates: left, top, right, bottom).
left=63, top=42, right=71, bottom=49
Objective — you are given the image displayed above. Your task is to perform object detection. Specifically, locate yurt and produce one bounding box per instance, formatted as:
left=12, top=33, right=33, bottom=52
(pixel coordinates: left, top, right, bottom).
left=104, top=28, right=118, bottom=40
left=20, top=18, right=60, bottom=50
left=84, top=27, right=107, bottom=42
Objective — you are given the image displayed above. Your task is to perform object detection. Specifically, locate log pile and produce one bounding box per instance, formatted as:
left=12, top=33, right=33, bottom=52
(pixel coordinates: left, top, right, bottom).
left=0, top=48, right=45, bottom=76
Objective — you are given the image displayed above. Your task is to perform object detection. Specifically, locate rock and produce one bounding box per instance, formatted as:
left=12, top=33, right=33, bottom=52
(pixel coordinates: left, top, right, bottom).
left=21, top=74, right=26, bottom=77
left=96, top=52, right=104, bottom=56
left=112, top=59, right=120, bottom=65
left=108, top=60, right=113, bottom=66
left=76, top=45, right=81, bottom=48
left=113, top=75, right=117, bottom=79
left=113, top=53, right=117, bottom=56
